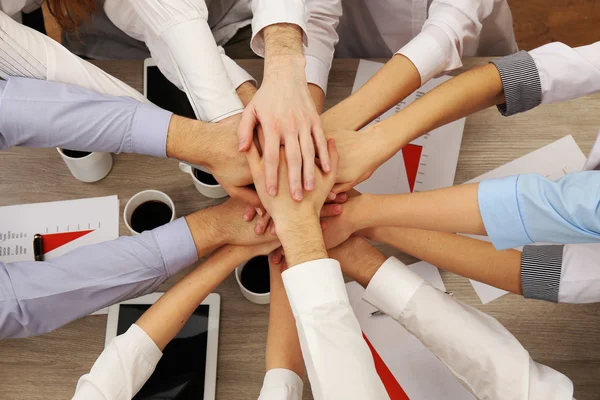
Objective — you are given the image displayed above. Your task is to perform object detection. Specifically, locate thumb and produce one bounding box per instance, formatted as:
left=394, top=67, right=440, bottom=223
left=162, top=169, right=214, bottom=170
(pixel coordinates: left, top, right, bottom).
left=237, top=105, right=257, bottom=152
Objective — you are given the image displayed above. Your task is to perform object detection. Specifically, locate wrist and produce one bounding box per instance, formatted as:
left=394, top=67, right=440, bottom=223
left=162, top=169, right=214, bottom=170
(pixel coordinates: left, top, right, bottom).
left=166, top=116, right=221, bottom=168
left=264, top=23, right=304, bottom=60
left=185, top=208, right=227, bottom=257
left=276, top=215, right=327, bottom=267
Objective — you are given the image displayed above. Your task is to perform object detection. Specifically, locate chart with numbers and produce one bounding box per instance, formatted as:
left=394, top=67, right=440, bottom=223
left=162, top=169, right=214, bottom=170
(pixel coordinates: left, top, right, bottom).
left=0, top=196, right=119, bottom=263
left=352, top=60, right=465, bottom=195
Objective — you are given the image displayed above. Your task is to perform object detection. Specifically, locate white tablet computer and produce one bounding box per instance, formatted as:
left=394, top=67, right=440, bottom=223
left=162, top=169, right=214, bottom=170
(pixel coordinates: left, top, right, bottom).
left=106, top=292, right=220, bottom=400
left=143, top=58, right=197, bottom=119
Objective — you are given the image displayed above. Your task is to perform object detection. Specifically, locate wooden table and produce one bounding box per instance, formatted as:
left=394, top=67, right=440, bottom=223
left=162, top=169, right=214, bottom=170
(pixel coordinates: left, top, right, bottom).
left=1, top=58, right=600, bottom=400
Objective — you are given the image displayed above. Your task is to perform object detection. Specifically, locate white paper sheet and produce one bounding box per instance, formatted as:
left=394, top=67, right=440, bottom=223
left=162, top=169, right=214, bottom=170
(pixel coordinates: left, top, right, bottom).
left=352, top=60, right=465, bottom=195
left=347, top=261, right=474, bottom=400
left=0, top=196, right=120, bottom=315
left=465, top=135, right=587, bottom=303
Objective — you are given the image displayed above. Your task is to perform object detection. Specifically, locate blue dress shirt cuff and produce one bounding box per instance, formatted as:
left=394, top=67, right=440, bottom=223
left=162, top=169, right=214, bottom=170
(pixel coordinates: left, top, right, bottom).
left=131, top=103, right=172, bottom=158
left=152, top=218, right=198, bottom=278
left=478, top=176, right=533, bottom=250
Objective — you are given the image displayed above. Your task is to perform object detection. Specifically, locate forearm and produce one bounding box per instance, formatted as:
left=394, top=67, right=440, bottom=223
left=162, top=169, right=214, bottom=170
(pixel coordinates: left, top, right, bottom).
left=328, top=236, right=387, bottom=287
left=367, top=63, right=504, bottom=154
left=364, top=227, right=522, bottom=295
left=351, top=185, right=486, bottom=235
left=0, top=219, right=197, bottom=339
left=321, top=54, right=421, bottom=132
left=277, top=214, right=327, bottom=267
left=265, top=264, right=304, bottom=376
left=236, top=81, right=257, bottom=108
left=136, top=246, right=249, bottom=350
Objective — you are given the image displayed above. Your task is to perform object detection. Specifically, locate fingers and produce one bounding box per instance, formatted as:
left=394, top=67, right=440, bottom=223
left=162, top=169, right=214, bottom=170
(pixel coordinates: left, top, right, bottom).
left=299, top=125, right=316, bottom=192
left=333, top=192, right=348, bottom=204
left=231, top=186, right=263, bottom=208
left=327, top=138, right=340, bottom=176
left=320, top=203, right=343, bottom=217
left=312, top=119, right=331, bottom=173
left=243, top=204, right=256, bottom=222
left=237, top=106, right=257, bottom=152
left=254, top=212, right=271, bottom=235
left=284, top=135, right=303, bottom=201
left=332, top=182, right=354, bottom=195
left=263, top=130, right=280, bottom=197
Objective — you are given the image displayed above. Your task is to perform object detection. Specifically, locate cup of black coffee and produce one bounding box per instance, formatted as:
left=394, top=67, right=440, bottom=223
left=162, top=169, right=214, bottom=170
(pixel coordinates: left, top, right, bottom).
left=235, top=255, right=270, bottom=304
left=57, top=148, right=113, bottom=183
left=178, top=162, right=227, bottom=199
left=123, top=190, right=176, bottom=235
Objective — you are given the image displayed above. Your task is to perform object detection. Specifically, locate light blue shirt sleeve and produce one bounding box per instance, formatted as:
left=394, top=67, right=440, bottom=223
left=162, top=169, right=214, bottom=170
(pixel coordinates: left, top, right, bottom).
left=0, top=77, right=172, bottom=157
left=0, top=218, right=198, bottom=339
left=478, top=171, right=600, bottom=250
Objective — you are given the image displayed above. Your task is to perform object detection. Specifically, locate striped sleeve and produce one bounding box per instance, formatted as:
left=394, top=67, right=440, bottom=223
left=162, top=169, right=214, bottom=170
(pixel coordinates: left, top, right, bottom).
left=490, top=51, right=542, bottom=116
left=521, top=245, right=564, bottom=302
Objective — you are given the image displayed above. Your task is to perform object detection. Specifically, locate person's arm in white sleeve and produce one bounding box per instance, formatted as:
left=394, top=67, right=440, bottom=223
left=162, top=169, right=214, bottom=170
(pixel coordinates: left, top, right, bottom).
left=0, top=10, right=144, bottom=101
left=247, top=139, right=388, bottom=399
left=114, top=0, right=244, bottom=122
left=73, top=243, right=279, bottom=400
left=330, top=237, right=575, bottom=400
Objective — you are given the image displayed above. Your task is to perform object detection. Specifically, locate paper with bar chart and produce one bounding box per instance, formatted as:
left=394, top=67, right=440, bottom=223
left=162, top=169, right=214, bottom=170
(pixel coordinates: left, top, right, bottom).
left=352, top=60, right=465, bottom=195
left=0, top=195, right=119, bottom=263
left=348, top=261, right=474, bottom=400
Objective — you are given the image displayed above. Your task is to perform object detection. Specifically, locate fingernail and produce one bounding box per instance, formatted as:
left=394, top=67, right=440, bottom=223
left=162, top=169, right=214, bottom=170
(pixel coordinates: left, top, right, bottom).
left=256, top=208, right=264, bottom=217
left=243, top=213, right=251, bottom=222
left=334, top=204, right=342, bottom=213
left=268, top=186, right=277, bottom=196
left=255, top=225, right=263, bottom=234
left=238, top=138, right=246, bottom=151
left=328, top=192, right=336, bottom=200
left=324, top=163, right=331, bottom=172
left=294, top=190, right=303, bottom=201
left=305, top=180, right=314, bottom=190
left=270, top=225, right=276, bottom=234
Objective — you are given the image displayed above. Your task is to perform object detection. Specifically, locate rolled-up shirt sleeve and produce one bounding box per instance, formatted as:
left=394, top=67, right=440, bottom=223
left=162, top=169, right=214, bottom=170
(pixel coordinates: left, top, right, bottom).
left=257, top=368, right=303, bottom=400
left=478, top=172, right=600, bottom=250
left=397, top=0, right=497, bottom=84
left=0, top=77, right=172, bottom=157
left=363, top=257, right=574, bottom=399
left=0, top=218, right=198, bottom=339
left=282, top=259, right=389, bottom=399
left=491, top=51, right=542, bottom=116
left=121, top=0, right=243, bottom=122
left=250, top=0, right=309, bottom=57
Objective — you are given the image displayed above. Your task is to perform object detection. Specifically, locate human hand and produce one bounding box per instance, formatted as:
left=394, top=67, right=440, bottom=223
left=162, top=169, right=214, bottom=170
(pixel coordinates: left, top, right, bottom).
left=237, top=56, right=330, bottom=201
left=326, top=128, right=392, bottom=194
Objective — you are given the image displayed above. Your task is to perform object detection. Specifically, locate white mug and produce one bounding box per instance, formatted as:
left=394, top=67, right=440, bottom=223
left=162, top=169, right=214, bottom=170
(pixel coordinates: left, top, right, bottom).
left=57, top=148, right=113, bottom=183
left=179, top=162, right=227, bottom=199
left=123, top=190, right=176, bottom=235
left=235, top=259, right=270, bottom=305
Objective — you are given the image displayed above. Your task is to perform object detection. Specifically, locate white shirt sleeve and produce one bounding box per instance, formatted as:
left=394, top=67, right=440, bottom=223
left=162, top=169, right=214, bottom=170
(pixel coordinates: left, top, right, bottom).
left=0, top=10, right=145, bottom=101
left=72, top=324, right=162, bottom=400
left=257, top=368, right=303, bottom=400
left=250, top=0, right=309, bottom=57
left=363, top=257, right=574, bottom=400
left=559, top=243, right=600, bottom=304
left=111, top=0, right=244, bottom=122
left=303, top=0, right=342, bottom=93
left=397, top=0, right=497, bottom=84
left=529, top=41, right=600, bottom=105
left=281, top=259, right=389, bottom=400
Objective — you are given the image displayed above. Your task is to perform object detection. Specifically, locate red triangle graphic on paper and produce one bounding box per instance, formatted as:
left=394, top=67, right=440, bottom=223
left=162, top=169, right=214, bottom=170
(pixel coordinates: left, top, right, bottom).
left=41, top=230, right=94, bottom=254
left=363, top=333, right=410, bottom=400
left=402, top=144, right=423, bottom=192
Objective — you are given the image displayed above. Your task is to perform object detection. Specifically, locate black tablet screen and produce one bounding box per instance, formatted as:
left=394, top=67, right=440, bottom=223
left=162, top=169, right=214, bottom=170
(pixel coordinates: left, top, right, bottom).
left=146, top=65, right=197, bottom=119
left=117, top=304, right=209, bottom=399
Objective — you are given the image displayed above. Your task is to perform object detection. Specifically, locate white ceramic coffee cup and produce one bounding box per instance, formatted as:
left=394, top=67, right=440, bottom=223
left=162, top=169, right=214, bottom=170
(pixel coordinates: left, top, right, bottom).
left=179, top=162, right=227, bottom=199
left=123, top=190, right=176, bottom=235
left=235, top=260, right=270, bottom=305
left=57, top=148, right=113, bottom=183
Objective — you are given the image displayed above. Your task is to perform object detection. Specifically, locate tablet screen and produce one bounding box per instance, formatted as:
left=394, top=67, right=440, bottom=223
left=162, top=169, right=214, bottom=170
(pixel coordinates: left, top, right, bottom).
left=117, top=304, right=209, bottom=399
left=146, top=65, right=196, bottom=119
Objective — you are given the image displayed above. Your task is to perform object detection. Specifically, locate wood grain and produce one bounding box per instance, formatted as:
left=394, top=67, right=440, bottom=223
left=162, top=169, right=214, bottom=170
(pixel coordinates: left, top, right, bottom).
left=1, top=58, right=600, bottom=400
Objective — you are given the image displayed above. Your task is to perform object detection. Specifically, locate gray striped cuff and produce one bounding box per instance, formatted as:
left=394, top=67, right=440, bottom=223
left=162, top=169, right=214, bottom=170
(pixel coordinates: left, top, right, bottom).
left=521, top=245, right=564, bottom=302
left=490, top=51, right=542, bottom=116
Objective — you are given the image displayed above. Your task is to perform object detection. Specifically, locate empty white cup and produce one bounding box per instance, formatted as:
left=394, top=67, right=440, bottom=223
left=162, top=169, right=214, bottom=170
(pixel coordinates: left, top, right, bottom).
left=57, top=148, right=113, bottom=183
left=235, top=259, right=270, bottom=305
left=179, top=162, right=227, bottom=199
left=124, top=190, right=176, bottom=235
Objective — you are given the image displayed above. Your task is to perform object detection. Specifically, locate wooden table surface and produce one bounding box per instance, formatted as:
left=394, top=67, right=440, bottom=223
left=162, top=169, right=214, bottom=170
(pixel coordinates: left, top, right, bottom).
left=1, top=58, right=599, bottom=400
